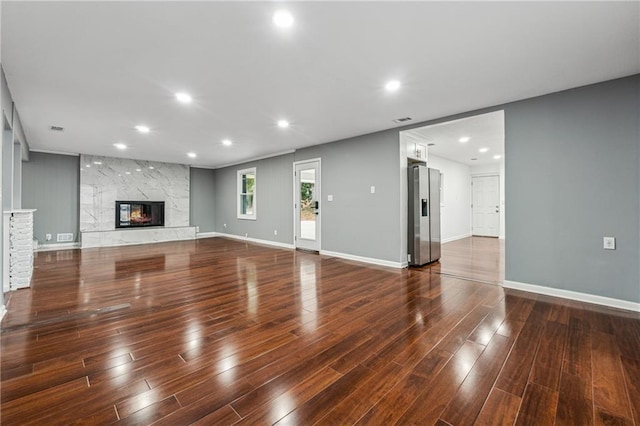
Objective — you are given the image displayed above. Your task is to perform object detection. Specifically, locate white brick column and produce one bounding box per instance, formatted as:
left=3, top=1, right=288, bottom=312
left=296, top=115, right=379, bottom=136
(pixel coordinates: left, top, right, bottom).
left=3, top=209, right=36, bottom=291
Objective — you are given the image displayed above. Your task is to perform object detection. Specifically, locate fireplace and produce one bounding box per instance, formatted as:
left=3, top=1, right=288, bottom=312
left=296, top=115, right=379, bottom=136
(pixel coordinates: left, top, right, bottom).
left=116, top=201, right=165, bottom=228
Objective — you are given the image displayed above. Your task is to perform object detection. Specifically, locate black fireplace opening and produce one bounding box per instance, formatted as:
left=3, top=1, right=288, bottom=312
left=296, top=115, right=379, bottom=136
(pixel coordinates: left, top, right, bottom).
left=116, top=201, right=165, bottom=228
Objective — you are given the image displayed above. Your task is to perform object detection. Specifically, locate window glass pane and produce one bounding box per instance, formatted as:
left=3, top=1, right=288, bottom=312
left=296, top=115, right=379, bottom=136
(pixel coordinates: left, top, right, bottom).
left=242, top=194, right=254, bottom=215
left=299, top=169, right=315, bottom=240
left=238, top=167, right=256, bottom=219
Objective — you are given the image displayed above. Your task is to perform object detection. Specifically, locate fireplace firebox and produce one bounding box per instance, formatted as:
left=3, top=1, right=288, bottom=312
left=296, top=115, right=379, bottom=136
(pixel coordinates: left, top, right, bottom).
left=116, top=201, right=165, bottom=228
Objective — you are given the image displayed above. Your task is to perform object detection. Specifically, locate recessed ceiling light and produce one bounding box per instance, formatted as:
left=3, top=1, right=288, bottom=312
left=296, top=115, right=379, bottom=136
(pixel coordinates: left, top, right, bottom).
left=187, top=152, right=197, bottom=158
left=135, top=125, right=150, bottom=134
left=113, top=143, right=127, bottom=150
left=459, top=137, right=470, bottom=143
left=493, top=155, right=502, bottom=160
left=427, top=143, right=435, bottom=146
left=125, top=171, right=131, bottom=175
left=277, top=120, right=290, bottom=128
left=136, top=168, right=142, bottom=172
left=385, top=80, right=401, bottom=92
left=479, top=148, right=489, bottom=153
left=50, top=125, right=65, bottom=132
left=149, top=166, right=155, bottom=170
left=470, top=158, right=478, bottom=161
left=222, top=139, right=232, bottom=146
left=93, top=161, right=102, bottom=165
left=273, top=10, right=294, bottom=28
left=175, top=92, right=192, bottom=104
left=85, top=164, right=91, bottom=168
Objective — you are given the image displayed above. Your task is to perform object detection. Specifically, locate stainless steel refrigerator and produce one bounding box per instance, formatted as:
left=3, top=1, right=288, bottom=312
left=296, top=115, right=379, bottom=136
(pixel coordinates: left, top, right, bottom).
left=408, top=165, right=441, bottom=266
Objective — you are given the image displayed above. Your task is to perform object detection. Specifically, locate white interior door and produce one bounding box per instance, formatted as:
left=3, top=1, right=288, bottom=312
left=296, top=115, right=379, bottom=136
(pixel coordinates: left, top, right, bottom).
left=294, top=160, right=320, bottom=251
left=472, top=175, right=500, bottom=237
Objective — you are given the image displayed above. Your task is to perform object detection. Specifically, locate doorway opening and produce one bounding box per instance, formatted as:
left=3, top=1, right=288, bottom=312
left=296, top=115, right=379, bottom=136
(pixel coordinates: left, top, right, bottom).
left=293, top=159, right=321, bottom=252
left=400, top=110, right=505, bottom=283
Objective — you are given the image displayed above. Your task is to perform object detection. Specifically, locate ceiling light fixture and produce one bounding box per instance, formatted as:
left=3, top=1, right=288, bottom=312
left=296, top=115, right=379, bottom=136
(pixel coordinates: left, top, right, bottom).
left=85, top=164, right=91, bottom=168
left=187, top=152, right=197, bottom=158
left=136, top=168, right=142, bottom=172
left=135, top=125, right=150, bottom=134
left=149, top=166, right=155, bottom=170
left=113, top=143, right=127, bottom=150
left=222, top=139, right=232, bottom=146
left=175, top=92, right=192, bottom=104
left=493, top=155, right=502, bottom=160
left=459, top=137, right=470, bottom=143
left=93, top=161, right=102, bottom=165
left=273, top=10, right=294, bottom=28
left=277, top=120, right=290, bottom=128
left=479, top=147, right=489, bottom=153
left=385, top=80, right=401, bottom=92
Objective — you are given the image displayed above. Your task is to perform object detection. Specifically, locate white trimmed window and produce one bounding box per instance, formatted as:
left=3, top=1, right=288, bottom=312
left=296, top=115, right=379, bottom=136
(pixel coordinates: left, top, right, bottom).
left=237, top=167, right=256, bottom=220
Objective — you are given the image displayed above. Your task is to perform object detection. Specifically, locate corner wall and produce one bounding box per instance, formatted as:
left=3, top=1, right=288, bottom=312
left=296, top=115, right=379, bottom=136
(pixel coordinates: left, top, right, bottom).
left=214, top=153, right=295, bottom=245
left=190, top=167, right=215, bottom=233
left=505, top=75, right=639, bottom=303
left=428, top=155, right=472, bottom=243
left=22, top=152, right=80, bottom=245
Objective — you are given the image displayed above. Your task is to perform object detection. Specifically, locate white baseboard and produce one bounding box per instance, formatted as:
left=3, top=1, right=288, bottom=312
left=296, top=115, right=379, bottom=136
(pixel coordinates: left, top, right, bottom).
left=320, top=250, right=405, bottom=269
left=214, top=233, right=403, bottom=268
left=196, top=232, right=218, bottom=239
left=441, top=233, right=472, bottom=244
left=214, top=232, right=295, bottom=250
left=0, top=305, right=6, bottom=323
left=503, top=280, right=640, bottom=313
left=35, top=242, right=80, bottom=252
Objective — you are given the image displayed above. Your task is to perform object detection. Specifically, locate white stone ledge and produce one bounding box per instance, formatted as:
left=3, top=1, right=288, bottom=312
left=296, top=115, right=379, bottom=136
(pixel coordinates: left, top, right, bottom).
left=81, top=226, right=197, bottom=248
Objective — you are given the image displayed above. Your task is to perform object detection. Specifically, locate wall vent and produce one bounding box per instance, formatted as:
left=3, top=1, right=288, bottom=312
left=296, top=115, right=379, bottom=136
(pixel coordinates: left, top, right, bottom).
left=392, top=117, right=412, bottom=123
left=50, top=125, right=65, bottom=132
left=57, top=233, right=74, bottom=242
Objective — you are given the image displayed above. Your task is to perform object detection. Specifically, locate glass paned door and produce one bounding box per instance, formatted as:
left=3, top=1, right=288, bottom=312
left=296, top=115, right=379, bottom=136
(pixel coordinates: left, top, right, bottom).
left=295, top=160, right=320, bottom=251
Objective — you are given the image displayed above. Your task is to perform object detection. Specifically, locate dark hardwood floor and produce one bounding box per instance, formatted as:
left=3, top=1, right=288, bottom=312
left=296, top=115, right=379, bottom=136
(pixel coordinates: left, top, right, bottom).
left=1, top=237, right=639, bottom=425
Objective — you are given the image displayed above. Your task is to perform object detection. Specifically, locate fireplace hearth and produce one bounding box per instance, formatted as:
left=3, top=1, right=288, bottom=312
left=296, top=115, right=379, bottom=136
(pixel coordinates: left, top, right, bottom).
left=116, top=201, right=165, bottom=228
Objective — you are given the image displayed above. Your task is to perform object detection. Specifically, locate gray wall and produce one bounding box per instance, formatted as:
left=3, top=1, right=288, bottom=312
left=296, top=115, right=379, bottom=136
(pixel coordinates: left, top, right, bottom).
left=294, top=130, right=401, bottom=262
left=22, top=152, right=80, bottom=244
left=214, top=153, right=295, bottom=244
left=189, top=167, right=216, bottom=232
left=505, top=75, right=639, bottom=302
left=211, top=129, right=403, bottom=264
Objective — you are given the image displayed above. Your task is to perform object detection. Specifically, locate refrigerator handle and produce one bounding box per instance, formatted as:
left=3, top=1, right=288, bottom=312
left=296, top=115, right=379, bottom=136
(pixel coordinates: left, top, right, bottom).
left=421, top=199, right=428, bottom=217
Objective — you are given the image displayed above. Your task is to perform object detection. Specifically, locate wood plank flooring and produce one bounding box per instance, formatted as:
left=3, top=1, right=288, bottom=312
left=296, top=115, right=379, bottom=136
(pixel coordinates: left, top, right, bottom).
left=1, top=236, right=639, bottom=425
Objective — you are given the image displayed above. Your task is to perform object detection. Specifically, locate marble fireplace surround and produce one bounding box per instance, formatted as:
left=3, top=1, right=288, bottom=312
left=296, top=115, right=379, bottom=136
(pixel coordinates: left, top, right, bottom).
left=79, top=155, right=195, bottom=248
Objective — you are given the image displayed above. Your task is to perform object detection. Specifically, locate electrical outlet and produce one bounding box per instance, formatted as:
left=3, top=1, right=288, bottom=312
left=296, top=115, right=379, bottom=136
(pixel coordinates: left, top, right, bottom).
left=274, top=230, right=278, bottom=236
left=327, top=195, right=333, bottom=202
left=195, top=226, right=200, bottom=232
left=603, top=237, right=616, bottom=250
left=45, top=233, right=52, bottom=241
left=370, top=186, right=376, bottom=194
left=223, top=223, right=227, bottom=228
left=245, top=233, right=248, bottom=238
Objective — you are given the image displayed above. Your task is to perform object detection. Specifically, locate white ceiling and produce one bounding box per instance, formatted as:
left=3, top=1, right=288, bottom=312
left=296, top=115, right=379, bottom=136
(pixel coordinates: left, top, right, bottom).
left=2, top=2, right=639, bottom=168
left=404, top=111, right=504, bottom=167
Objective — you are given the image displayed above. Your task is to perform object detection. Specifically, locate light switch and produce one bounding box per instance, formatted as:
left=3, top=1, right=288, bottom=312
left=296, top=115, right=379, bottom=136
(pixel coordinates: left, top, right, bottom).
left=370, top=186, right=376, bottom=194
left=603, top=237, right=616, bottom=250
left=327, top=195, right=333, bottom=202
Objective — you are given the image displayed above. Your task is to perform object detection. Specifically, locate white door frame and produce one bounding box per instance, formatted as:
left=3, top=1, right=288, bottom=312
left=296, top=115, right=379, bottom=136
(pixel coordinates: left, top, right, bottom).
left=293, top=158, right=321, bottom=251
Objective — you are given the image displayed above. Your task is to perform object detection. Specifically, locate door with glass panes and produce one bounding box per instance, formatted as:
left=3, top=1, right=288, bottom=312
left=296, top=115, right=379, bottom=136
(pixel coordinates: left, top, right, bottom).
left=294, top=160, right=320, bottom=251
